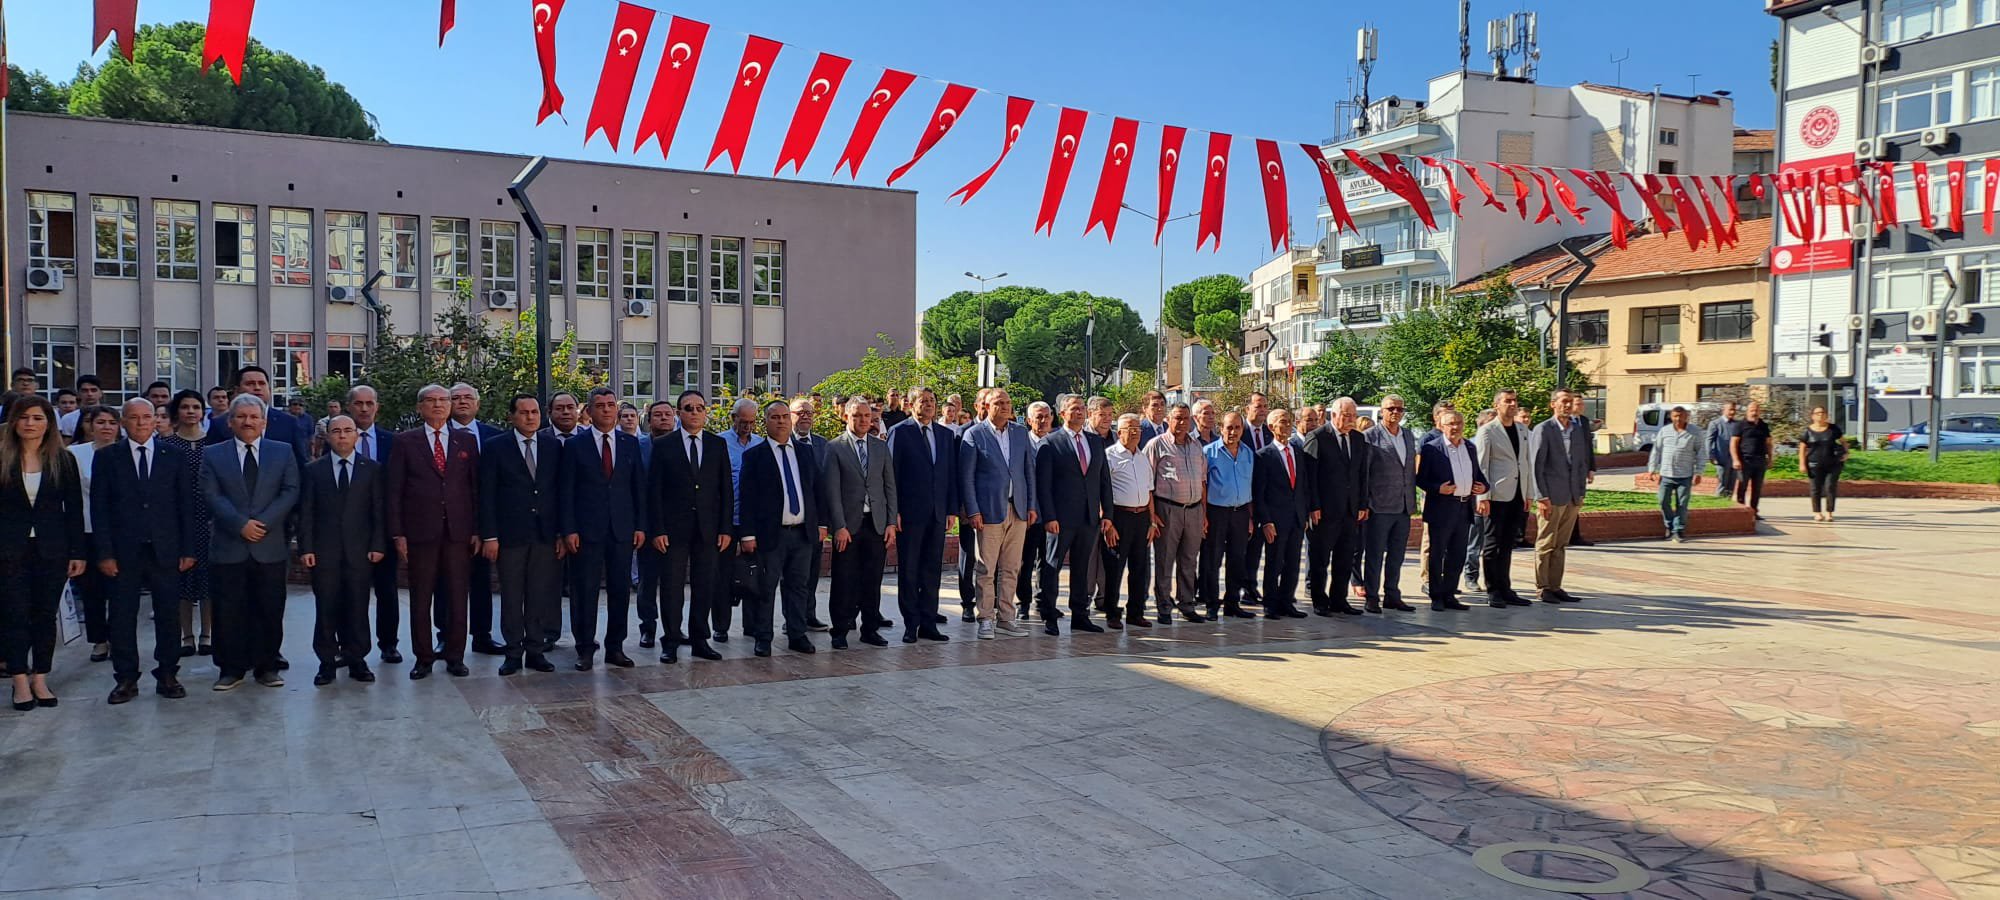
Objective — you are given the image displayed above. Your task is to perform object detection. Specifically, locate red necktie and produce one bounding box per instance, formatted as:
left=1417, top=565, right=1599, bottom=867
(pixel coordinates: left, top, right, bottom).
left=601, top=433, right=614, bottom=479
left=1284, top=445, right=1295, bottom=488
left=1074, top=432, right=1087, bottom=474
left=431, top=431, right=446, bottom=473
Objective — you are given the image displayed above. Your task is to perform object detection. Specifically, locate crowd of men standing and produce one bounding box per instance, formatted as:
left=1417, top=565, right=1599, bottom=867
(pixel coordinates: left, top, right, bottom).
left=0, top=362, right=1600, bottom=713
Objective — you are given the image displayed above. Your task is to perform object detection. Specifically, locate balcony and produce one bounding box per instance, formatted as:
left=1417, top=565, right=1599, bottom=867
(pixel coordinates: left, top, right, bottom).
left=1292, top=340, right=1325, bottom=362
left=1321, top=120, right=1447, bottom=157
left=1317, top=244, right=1445, bottom=275
left=1623, top=343, right=1686, bottom=372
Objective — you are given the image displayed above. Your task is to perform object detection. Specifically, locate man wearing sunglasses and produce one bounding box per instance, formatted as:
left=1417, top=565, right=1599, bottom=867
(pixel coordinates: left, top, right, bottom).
left=649, top=391, right=733, bottom=662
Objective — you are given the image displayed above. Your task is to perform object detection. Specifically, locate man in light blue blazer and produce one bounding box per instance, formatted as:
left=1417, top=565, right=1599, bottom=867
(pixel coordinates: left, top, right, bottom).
left=200, top=394, right=302, bottom=692
left=958, top=388, right=1038, bottom=640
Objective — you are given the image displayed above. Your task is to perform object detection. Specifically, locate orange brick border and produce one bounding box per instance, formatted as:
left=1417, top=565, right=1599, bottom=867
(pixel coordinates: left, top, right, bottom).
left=1759, top=479, right=2000, bottom=501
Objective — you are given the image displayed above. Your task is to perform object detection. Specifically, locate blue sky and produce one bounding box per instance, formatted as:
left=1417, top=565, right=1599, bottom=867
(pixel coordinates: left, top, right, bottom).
left=9, top=0, right=1779, bottom=330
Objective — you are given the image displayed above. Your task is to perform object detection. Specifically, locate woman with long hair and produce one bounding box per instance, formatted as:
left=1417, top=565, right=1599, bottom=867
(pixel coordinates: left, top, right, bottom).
left=0, top=395, right=87, bottom=711
left=160, top=390, right=216, bottom=656
left=1799, top=406, right=1848, bottom=522
left=67, top=405, right=122, bottom=663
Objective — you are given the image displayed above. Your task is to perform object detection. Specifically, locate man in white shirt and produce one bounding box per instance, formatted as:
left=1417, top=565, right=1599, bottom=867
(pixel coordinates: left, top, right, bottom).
left=1101, top=414, right=1157, bottom=626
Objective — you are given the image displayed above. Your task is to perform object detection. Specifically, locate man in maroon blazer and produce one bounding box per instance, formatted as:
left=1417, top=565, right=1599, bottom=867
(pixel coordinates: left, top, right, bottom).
left=387, top=384, right=481, bottom=679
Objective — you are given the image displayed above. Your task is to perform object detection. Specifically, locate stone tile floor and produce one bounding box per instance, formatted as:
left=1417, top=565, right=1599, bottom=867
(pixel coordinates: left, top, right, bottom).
left=1, top=494, right=1995, bottom=898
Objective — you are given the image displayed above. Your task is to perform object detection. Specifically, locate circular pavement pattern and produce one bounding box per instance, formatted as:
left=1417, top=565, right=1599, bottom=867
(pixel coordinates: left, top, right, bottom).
left=1321, top=668, right=2000, bottom=899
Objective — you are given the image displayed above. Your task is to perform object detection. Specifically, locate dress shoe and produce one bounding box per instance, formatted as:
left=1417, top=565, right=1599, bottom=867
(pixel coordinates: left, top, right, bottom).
left=877, top=618, right=897, bottom=630
left=1285, top=609, right=1307, bottom=618
left=313, top=668, right=337, bottom=687
left=255, top=671, right=285, bottom=688
left=788, top=637, right=817, bottom=654
left=1073, top=619, right=1105, bottom=634
left=753, top=641, right=772, bottom=658
left=90, top=643, right=110, bottom=663
left=197, top=642, right=213, bottom=657
left=712, top=632, right=729, bottom=644
left=605, top=651, right=636, bottom=669
left=902, top=632, right=919, bottom=644
left=1338, top=603, right=1364, bottom=616
left=961, top=609, right=977, bottom=623
left=574, top=654, right=594, bottom=672
left=1489, top=599, right=1511, bottom=608
left=1104, top=618, right=1123, bottom=631
left=1364, top=601, right=1382, bottom=614
left=11, top=695, right=34, bottom=712
left=472, top=637, right=506, bottom=656
left=658, top=648, right=679, bottom=664
left=1386, top=600, right=1416, bottom=612
left=639, top=624, right=656, bottom=649
left=860, top=631, right=889, bottom=647
left=1557, top=590, right=1582, bottom=602
left=1504, top=595, right=1533, bottom=607
left=1180, top=608, right=1209, bottom=624
left=213, top=674, right=244, bottom=692
left=379, top=648, right=404, bottom=664
left=1127, top=616, right=1152, bottom=628
left=348, top=666, right=376, bottom=682
left=275, top=654, right=290, bottom=671
left=447, top=662, right=470, bottom=677
left=933, top=613, right=949, bottom=625
left=1444, top=600, right=1471, bottom=611
left=410, top=662, right=433, bottom=679
left=1538, top=592, right=1568, bottom=603
left=809, top=618, right=831, bottom=631
left=526, top=655, right=556, bottom=672
left=690, top=641, right=723, bottom=660
left=918, top=629, right=950, bottom=642
left=180, top=642, right=197, bottom=659
left=108, top=681, right=140, bottom=705
left=1043, top=620, right=1061, bottom=636
left=157, top=678, right=187, bottom=698
left=1264, top=610, right=1288, bottom=620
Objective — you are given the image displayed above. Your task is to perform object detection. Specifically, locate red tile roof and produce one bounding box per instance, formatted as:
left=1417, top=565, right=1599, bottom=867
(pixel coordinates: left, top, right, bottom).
left=1734, top=128, right=1775, bottom=153
left=1455, top=217, right=1774, bottom=293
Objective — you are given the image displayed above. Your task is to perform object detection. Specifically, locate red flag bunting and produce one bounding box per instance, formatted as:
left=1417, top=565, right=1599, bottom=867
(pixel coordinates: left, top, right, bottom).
left=1155, top=125, right=1188, bottom=244
left=1751, top=175, right=1768, bottom=201
left=1567, top=169, right=1630, bottom=249
left=772, top=52, right=850, bottom=176
left=202, top=0, right=258, bottom=84
left=1622, top=173, right=1675, bottom=234
left=1420, top=157, right=1465, bottom=218
left=887, top=83, right=975, bottom=186
left=439, top=0, right=455, bottom=46
left=1494, top=164, right=1531, bottom=219
left=1345, top=151, right=1438, bottom=230
left=94, top=0, right=138, bottom=60
left=1539, top=168, right=1590, bottom=224
left=1527, top=170, right=1559, bottom=224
left=950, top=96, right=1033, bottom=205
left=1691, top=177, right=1731, bottom=250
left=1083, top=117, right=1141, bottom=241
left=1302, top=145, right=1357, bottom=236
left=705, top=35, right=781, bottom=172
left=532, top=0, right=568, bottom=125
left=1453, top=159, right=1508, bottom=212
left=632, top=16, right=707, bottom=156
left=1665, top=176, right=1709, bottom=250
left=1195, top=132, right=1232, bottom=251
left=833, top=70, right=916, bottom=178
left=1983, top=159, right=1998, bottom=235
left=1945, top=159, right=1967, bottom=234
left=1254, top=140, right=1290, bottom=252
left=583, top=2, right=655, bottom=151
left=1913, top=161, right=1935, bottom=230
left=1778, top=171, right=1818, bottom=241
left=1714, top=175, right=1743, bottom=236
left=1035, top=107, right=1089, bottom=236
left=1874, top=162, right=1900, bottom=232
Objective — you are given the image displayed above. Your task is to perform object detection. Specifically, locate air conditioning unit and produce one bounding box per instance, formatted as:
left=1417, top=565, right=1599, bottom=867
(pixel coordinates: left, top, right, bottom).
left=1943, top=305, right=1970, bottom=326
left=24, top=266, right=65, bottom=292
left=625, top=299, right=654, bottom=317
left=1858, top=43, right=1892, bottom=66
left=328, top=285, right=356, bottom=304
left=487, top=289, right=516, bottom=310
left=1853, top=138, right=1885, bottom=161
left=1920, top=127, right=1953, bottom=149
left=1845, top=313, right=1868, bottom=332
left=1907, top=306, right=1942, bottom=336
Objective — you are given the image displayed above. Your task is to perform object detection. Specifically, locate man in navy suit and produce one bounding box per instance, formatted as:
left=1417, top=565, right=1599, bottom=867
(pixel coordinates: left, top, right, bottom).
left=200, top=395, right=302, bottom=691
left=959, top=388, right=1038, bottom=640
left=649, top=390, right=733, bottom=663
left=481, top=394, right=565, bottom=675
left=345, top=385, right=406, bottom=663
left=1253, top=408, right=1312, bottom=620
left=1304, top=398, right=1371, bottom=617
left=887, top=387, right=956, bottom=644
left=560, top=387, right=648, bottom=670
left=448, top=383, right=505, bottom=656
left=299, top=415, right=387, bottom=686
left=205, top=366, right=307, bottom=468
left=788, top=396, right=831, bottom=632
left=1035, top=394, right=1113, bottom=635
left=1416, top=407, right=1488, bottom=612
left=94, top=399, right=198, bottom=704
left=738, top=400, right=823, bottom=656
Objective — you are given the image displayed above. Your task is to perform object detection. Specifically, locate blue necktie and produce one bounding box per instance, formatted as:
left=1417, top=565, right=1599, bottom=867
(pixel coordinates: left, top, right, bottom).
left=781, top=444, right=801, bottom=517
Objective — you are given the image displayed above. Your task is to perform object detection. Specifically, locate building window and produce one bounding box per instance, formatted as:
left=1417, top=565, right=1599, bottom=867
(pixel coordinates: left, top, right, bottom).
left=1971, top=66, right=1998, bottom=123
left=666, top=343, right=700, bottom=397
left=379, top=214, right=420, bottom=290
left=270, top=208, right=312, bottom=286
left=1978, top=0, right=1998, bottom=25
left=27, top=192, right=77, bottom=275
left=574, top=227, right=611, bottom=299
left=431, top=218, right=472, bottom=298
left=1696, top=384, right=1741, bottom=402
left=325, top=211, right=366, bottom=289
left=710, top=345, right=742, bottom=393
left=92, top=196, right=140, bottom=278
left=752, top=240, right=784, bottom=307
left=29, top=326, right=79, bottom=391
left=213, top=204, right=258, bottom=283
left=270, top=333, right=314, bottom=398
left=215, top=332, right=258, bottom=382
left=327, top=334, right=366, bottom=381
left=1871, top=257, right=1952, bottom=311
left=710, top=237, right=743, bottom=305
left=751, top=347, right=783, bottom=394
left=622, top=231, right=657, bottom=302
left=1579, top=387, right=1607, bottom=427
left=622, top=341, right=657, bottom=399
left=1880, top=0, right=1962, bottom=42
left=665, top=233, right=701, bottom=303
left=1496, top=130, right=1535, bottom=165
left=156, top=329, right=200, bottom=392
left=1957, top=345, right=2000, bottom=396
left=1877, top=75, right=1954, bottom=135
left=481, top=221, right=519, bottom=299
left=1566, top=311, right=1610, bottom=348
left=93, top=328, right=141, bottom=403
left=1641, top=385, right=1667, bottom=406
left=1634, top=306, right=1681, bottom=351
left=1657, top=160, right=1678, bottom=175
left=1698, top=300, right=1755, bottom=342
left=1657, top=128, right=1679, bottom=146
left=539, top=224, right=566, bottom=296
left=573, top=341, right=611, bottom=380
left=153, top=200, right=199, bottom=281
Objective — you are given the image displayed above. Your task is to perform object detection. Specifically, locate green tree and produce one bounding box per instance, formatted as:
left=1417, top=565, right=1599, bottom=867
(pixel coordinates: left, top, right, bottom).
left=920, top=285, right=1047, bottom=359
left=1770, top=39, right=1780, bottom=93
left=1296, top=328, right=1381, bottom=405
left=813, top=339, right=1035, bottom=437
left=1448, top=354, right=1582, bottom=424
left=63, top=22, right=378, bottom=140
left=1373, top=273, right=1541, bottom=426
left=999, top=291, right=1154, bottom=401
left=1162, top=274, right=1250, bottom=356
left=3, top=65, right=72, bottom=113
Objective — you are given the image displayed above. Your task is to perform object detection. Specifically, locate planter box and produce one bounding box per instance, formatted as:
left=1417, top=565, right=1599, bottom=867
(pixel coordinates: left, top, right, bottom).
left=1760, top=479, right=2000, bottom=501
left=1398, top=502, right=1756, bottom=549
left=1597, top=450, right=1651, bottom=469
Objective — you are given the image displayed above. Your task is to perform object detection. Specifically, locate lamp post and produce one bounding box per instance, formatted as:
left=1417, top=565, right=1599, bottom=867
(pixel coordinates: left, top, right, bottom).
left=964, top=271, right=1007, bottom=388
left=508, top=156, right=552, bottom=399
left=1120, top=204, right=1197, bottom=391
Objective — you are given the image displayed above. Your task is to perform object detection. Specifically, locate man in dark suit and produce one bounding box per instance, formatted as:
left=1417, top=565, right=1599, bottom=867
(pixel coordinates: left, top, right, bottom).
left=480, top=394, right=565, bottom=675
left=448, top=383, right=505, bottom=656
left=738, top=400, right=823, bottom=656
left=649, top=390, right=733, bottom=662
left=204, top=366, right=308, bottom=468
left=560, top=387, right=648, bottom=671
left=199, top=395, right=302, bottom=691
left=1035, top=394, right=1113, bottom=635
left=1253, top=408, right=1312, bottom=620
left=788, top=396, right=831, bottom=632
left=1304, top=397, right=1370, bottom=616
left=93, top=399, right=198, bottom=704
left=345, top=384, right=405, bottom=664
left=386, top=384, right=481, bottom=679
left=299, top=415, right=387, bottom=685
left=1416, top=407, right=1488, bottom=611
left=1237, top=392, right=1272, bottom=607
left=823, top=397, right=900, bottom=648
left=888, top=387, right=956, bottom=644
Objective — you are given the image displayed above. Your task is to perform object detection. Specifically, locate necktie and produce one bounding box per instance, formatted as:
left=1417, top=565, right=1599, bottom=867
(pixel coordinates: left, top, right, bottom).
left=432, top=431, right=446, bottom=473
left=524, top=438, right=537, bottom=478
left=338, top=457, right=350, bottom=492
left=922, top=425, right=934, bottom=463
left=781, top=444, right=801, bottom=517
left=360, top=431, right=372, bottom=461
left=242, top=443, right=260, bottom=495
left=137, top=444, right=150, bottom=482
left=601, top=433, right=614, bottom=479
left=687, top=435, right=700, bottom=469
left=1074, top=431, right=1087, bottom=474
left=858, top=437, right=869, bottom=472
left=1284, top=445, right=1295, bottom=488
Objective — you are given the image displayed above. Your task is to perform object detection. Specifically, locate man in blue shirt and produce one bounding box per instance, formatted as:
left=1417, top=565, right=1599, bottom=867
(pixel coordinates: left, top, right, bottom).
left=1199, top=412, right=1258, bottom=620
left=711, top=398, right=765, bottom=642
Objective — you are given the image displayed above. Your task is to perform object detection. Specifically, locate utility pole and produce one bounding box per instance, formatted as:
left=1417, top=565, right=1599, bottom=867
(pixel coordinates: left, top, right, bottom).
left=1121, top=203, right=1196, bottom=392
left=965, top=271, right=1006, bottom=388
left=507, top=156, right=552, bottom=399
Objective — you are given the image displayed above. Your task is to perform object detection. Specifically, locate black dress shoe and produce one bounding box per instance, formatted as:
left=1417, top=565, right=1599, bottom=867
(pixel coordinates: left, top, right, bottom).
left=712, top=632, right=728, bottom=643
left=917, top=629, right=950, bottom=642
left=179, top=643, right=197, bottom=659
left=1558, top=590, right=1583, bottom=602
left=499, top=658, right=523, bottom=676
left=12, top=697, right=34, bottom=712
left=275, top=653, right=290, bottom=671
left=1105, top=618, right=1123, bottom=631
left=1364, top=602, right=1383, bottom=614
left=1538, top=593, right=1568, bottom=603
left=379, top=648, right=404, bottom=664
left=108, top=681, right=140, bottom=705
left=1073, top=620, right=1105, bottom=633
left=878, top=618, right=896, bottom=629
left=1229, top=608, right=1257, bottom=619
left=639, top=624, right=656, bottom=649
left=1043, top=620, right=1060, bottom=636
left=788, top=636, right=817, bottom=654
left=574, top=655, right=594, bottom=672
left=860, top=632, right=889, bottom=647
left=1490, top=600, right=1511, bottom=608
left=348, top=666, right=376, bottom=682
left=753, top=641, right=772, bottom=658
left=1504, top=595, right=1533, bottom=607
left=1182, top=610, right=1208, bottom=623
left=197, top=642, right=213, bottom=657
left=690, top=642, right=723, bottom=660
left=810, top=618, right=831, bottom=631
left=604, top=652, right=636, bottom=668
left=658, top=649, right=679, bottom=664
left=1444, top=600, right=1471, bottom=611
left=830, top=635, right=849, bottom=650
left=1386, top=600, right=1416, bottom=612
left=410, top=662, right=433, bottom=680
left=1127, top=616, right=1153, bottom=628
left=1284, top=609, right=1307, bottom=618
left=933, top=613, right=948, bottom=625
left=447, top=662, right=470, bottom=677
left=157, top=678, right=188, bottom=698
left=526, top=655, right=556, bottom=672
left=1338, top=604, right=1364, bottom=616
left=902, top=632, right=919, bottom=644
left=961, top=609, right=977, bottom=623
left=313, top=669, right=337, bottom=687
left=472, top=637, right=505, bottom=656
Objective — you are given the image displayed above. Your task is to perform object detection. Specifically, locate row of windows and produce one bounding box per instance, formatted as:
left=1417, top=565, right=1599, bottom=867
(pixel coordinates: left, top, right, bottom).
left=23, top=193, right=786, bottom=307
left=1564, top=301, right=1756, bottom=348
left=1875, top=64, right=2000, bottom=135
left=565, top=341, right=786, bottom=398
left=1865, top=343, right=2000, bottom=396
left=1878, top=0, right=2000, bottom=44
left=1869, top=250, right=2000, bottom=311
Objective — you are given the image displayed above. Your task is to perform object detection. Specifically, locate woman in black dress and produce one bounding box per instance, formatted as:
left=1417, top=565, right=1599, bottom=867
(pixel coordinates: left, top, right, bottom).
left=160, top=390, right=215, bottom=656
left=1729, top=401, right=1773, bottom=516
left=1798, top=406, right=1847, bottom=522
left=0, top=395, right=88, bottom=711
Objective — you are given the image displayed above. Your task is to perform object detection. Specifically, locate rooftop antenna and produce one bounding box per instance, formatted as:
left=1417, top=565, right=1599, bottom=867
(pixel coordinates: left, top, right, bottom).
left=1458, top=0, right=1472, bottom=72
left=1487, top=15, right=1510, bottom=76
left=1609, top=50, right=1630, bottom=87
left=1687, top=73, right=1701, bottom=96
left=1355, top=26, right=1380, bottom=136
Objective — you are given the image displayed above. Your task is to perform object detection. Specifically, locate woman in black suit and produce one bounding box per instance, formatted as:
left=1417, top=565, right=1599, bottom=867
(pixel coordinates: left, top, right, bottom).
left=0, top=395, right=87, bottom=711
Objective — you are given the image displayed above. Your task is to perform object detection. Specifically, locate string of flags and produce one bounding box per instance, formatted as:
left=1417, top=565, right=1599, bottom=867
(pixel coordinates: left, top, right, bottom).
left=73, top=0, right=2000, bottom=254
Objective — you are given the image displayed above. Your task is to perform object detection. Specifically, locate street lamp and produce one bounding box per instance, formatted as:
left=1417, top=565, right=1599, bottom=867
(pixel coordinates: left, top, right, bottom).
left=964, top=271, right=1007, bottom=353
left=1121, top=203, right=1198, bottom=391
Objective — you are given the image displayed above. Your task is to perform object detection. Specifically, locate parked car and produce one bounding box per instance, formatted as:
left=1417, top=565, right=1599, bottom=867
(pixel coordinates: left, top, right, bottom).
left=1885, top=415, right=2000, bottom=451
left=1633, top=402, right=1722, bottom=451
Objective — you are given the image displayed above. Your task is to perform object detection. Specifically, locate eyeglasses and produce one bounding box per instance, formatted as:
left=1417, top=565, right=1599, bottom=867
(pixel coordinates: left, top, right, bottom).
left=680, top=404, right=706, bottom=412
left=1383, top=406, right=1406, bottom=412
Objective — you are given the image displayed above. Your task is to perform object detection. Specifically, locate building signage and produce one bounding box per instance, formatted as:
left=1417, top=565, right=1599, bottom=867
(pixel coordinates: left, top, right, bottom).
left=1770, top=240, right=1852, bottom=274
left=1798, top=105, right=1841, bottom=150
left=1344, top=304, right=1384, bottom=325
left=1341, top=244, right=1384, bottom=269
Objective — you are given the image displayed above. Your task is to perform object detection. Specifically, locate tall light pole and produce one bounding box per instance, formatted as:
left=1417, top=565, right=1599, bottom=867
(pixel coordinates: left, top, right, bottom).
left=1121, top=204, right=1197, bottom=391
left=965, top=271, right=1006, bottom=388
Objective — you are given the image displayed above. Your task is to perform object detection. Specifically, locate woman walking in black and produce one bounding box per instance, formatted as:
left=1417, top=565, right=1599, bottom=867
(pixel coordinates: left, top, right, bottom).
left=1799, top=406, right=1847, bottom=522
left=0, top=395, right=88, bottom=711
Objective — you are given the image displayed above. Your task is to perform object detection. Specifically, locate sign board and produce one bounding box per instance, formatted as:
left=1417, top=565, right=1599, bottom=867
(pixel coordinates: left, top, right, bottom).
left=1344, top=304, right=1384, bottom=325
left=1770, top=240, right=1853, bottom=275
left=1341, top=245, right=1384, bottom=270
left=1772, top=271, right=1854, bottom=378
left=1866, top=346, right=1931, bottom=396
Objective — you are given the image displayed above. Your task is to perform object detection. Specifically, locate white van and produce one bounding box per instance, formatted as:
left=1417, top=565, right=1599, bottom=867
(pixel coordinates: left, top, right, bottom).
left=1633, top=402, right=1721, bottom=451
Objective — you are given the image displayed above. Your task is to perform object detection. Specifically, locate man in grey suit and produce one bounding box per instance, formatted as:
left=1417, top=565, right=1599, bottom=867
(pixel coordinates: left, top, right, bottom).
left=200, top=394, right=302, bottom=691
left=823, top=396, right=900, bottom=648
left=1359, top=395, right=1418, bottom=613
left=1472, top=390, right=1534, bottom=607
left=959, top=388, right=1038, bottom=640
left=1530, top=388, right=1595, bottom=603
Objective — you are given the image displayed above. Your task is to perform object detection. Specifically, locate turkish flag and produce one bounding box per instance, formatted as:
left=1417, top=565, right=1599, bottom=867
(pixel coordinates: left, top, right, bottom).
left=1155, top=125, right=1188, bottom=244
left=1875, top=162, right=1900, bottom=231
left=1195, top=132, right=1231, bottom=251
left=1983, top=159, right=1998, bottom=235
left=1527, top=170, right=1559, bottom=224
left=1567, top=169, right=1630, bottom=248
left=833, top=70, right=916, bottom=178
left=1665, top=176, right=1709, bottom=250
left=632, top=15, right=708, bottom=157
left=1420, top=157, right=1466, bottom=218
left=705, top=36, right=781, bottom=172
left=951, top=96, right=1033, bottom=205
left=1035, top=107, right=1089, bottom=236
left=1301, top=145, right=1357, bottom=235
left=1539, top=168, right=1590, bottom=224
left=584, top=2, right=655, bottom=151
left=1751, top=174, right=1768, bottom=201
left=887, top=83, right=976, bottom=186
left=1945, top=159, right=1967, bottom=233
left=1254, top=140, right=1290, bottom=252
left=1691, top=177, right=1732, bottom=250
left=1084, top=117, right=1141, bottom=241
left=202, top=0, right=257, bottom=84
left=94, top=0, right=138, bottom=60
left=1714, top=175, right=1743, bottom=233
left=1493, top=164, right=1531, bottom=219
left=439, top=0, right=455, bottom=46
left=1626, top=173, right=1676, bottom=234
left=1777, top=171, right=1818, bottom=241
left=531, top=0, right=568, bottom=125
left=1913, top=161, right=1935, bottom=229
left=773, top=52, right=851, bottom=176
left=1453, top=159, right=1508, bottom=212
left=1344, top=151, right=1438, bottom=230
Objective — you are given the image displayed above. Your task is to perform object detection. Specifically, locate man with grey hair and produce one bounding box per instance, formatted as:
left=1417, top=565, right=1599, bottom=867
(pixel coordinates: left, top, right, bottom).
left=710, top=396, right=765, bottom=641
left=1191, top=398, right=1219, bottom=444
left=1531, top=389, right=1594, bottom=602
left=201, top=392, right=302, bottom=690
left=344, top=383, right=406, bottom=662
left=387, top=384, right=481, bottom=678
left=1359, top=394, right=1417, bottom=613
left=959, top=388, right=1038, bottom=639
left=1147, top=402, right=1207, bottom=623
left=1304, top=397, right=1369, bottom=616
left=1019, top=400, right=1057, bottom=622
left=447, top=382, right=503, bottom=656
